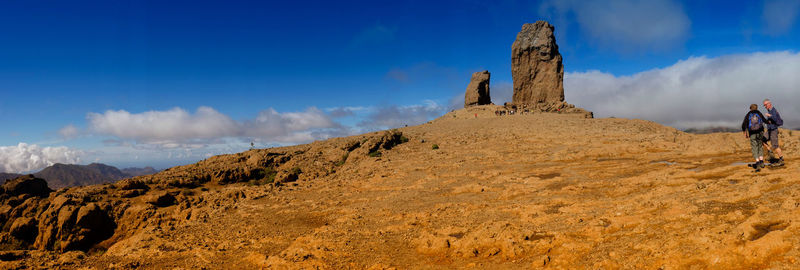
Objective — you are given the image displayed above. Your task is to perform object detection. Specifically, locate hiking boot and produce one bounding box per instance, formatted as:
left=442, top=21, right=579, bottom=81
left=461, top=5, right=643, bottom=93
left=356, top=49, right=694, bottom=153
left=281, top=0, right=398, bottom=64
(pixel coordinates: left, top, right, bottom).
left=774, top=157, right=785, bottom=166
left=768, top=156, right=780, bottom=163
left=759, top=161, right=766, bottom=169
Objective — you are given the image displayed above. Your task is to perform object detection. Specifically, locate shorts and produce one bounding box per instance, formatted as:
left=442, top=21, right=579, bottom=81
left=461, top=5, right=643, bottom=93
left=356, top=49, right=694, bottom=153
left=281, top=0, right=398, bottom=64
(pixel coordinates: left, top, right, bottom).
left=766, top=129, right=779, bottom=148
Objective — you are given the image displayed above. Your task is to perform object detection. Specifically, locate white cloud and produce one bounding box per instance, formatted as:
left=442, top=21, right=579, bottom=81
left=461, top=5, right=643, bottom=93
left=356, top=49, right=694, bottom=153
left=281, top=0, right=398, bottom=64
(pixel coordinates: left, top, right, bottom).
left=88, top=106, right=238, bottom=143
left=87, top=106, right=347, bottom=147
left=762, top=0, right=800, bottom=36
left=539, top=0, right=690, bottom=51
left=565, top=51, right=800, bottom=129
left=491, top=81, right=514, bottom=106
left=326, top=106, right=369, bottom=118
left=359, top=100, right=445, bottom=130
left=58, top=124, right=80, bottom=139
left=0, top=143, right=83, bottom=173
left=245, top=107, right=345, bottom=143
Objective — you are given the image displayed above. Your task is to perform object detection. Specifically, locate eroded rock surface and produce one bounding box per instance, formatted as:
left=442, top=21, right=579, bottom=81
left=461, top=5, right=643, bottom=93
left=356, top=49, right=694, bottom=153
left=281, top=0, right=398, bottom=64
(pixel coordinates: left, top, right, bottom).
left=464, top=70, right=491, bottom=107
left=4, top=112, right=800, bottom=268
left=2, top=175, right=51, bottom=198
left=0, top=130, right=410, bottom=268
left=103, top=113, right=800, bottom=268
left=511, top=21, right=563, bottom=108
left=510, top=21, right=592, bottom=118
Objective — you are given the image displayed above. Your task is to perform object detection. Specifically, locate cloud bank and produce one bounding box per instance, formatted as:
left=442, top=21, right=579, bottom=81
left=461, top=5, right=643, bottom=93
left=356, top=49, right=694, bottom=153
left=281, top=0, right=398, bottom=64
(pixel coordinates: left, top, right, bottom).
left=244, top=107, right=345, bottom=143
left=565, top=51, right=800, bottom=129
left=88, top=106, right=346, bottom=148
left=540, top=0, right=690, bottom=51
left=358, top=101, right=445, bottom=130
left=0, top=143, right=83, bottom=173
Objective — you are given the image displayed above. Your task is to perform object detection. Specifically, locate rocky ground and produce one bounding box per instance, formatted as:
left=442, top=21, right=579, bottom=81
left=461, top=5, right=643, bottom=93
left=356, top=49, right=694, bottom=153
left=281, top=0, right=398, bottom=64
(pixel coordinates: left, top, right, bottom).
left=2, top=105, right=800, bottom=269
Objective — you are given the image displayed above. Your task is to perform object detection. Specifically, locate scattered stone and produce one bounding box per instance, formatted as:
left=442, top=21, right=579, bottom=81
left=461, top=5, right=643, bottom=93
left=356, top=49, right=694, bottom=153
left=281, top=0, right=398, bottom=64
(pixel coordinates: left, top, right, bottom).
left=120, top=189, right=146, bottom=198
left=366, top=130, right=406, bottom=154
left=117, top=179, right=148, bottom=190
left=280, top=168, right=302, bottom=183
left=147, top=192, right=177, bottom=207
left=464, top=70, right=492, bottom=107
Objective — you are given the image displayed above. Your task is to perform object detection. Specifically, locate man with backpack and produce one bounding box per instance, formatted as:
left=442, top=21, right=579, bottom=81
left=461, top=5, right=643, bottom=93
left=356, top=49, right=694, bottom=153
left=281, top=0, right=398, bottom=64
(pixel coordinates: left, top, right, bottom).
left=742, top=104, right=768, bottom=171
left=762, top=99, right=784, bottom=166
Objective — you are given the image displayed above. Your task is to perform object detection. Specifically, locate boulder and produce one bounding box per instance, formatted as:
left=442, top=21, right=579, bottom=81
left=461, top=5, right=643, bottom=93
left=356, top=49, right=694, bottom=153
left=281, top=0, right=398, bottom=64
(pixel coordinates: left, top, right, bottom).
left=117, top=179, right=148, bottom=190
left=34, top=201, right=116, bottom=251
left=147, top=191, right=176, bottom=207
left=1, top=175, right=52, bottom=198
left=464, top=71, right=492, bottom=107
left=9, top=217, right=37, bottom=243
left=67, top=203, right=115, bottom=250
left=511, top=21, right=564, bottom=110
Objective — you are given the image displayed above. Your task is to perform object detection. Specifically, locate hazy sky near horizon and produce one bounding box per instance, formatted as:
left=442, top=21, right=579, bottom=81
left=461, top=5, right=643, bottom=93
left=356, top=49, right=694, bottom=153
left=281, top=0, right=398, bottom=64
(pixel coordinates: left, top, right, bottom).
left=1, top=0, right=800, bottom=173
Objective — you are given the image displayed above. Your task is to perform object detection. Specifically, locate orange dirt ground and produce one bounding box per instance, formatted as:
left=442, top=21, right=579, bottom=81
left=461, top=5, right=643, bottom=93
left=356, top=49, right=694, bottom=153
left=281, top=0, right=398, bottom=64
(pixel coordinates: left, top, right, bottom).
left=4, top=105, right=800, bottom=269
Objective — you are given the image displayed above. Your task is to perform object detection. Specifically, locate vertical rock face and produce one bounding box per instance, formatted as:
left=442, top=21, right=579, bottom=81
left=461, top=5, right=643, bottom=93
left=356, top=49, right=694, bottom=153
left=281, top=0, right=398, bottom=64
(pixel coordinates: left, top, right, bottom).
left=511, top=21, right=564, bottom=109
left=464, top=70, right=492, bottom=107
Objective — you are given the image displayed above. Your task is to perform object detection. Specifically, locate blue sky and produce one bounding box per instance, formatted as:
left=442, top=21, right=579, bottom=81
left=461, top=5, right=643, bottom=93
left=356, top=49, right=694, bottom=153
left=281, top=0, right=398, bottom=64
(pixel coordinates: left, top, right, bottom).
left=2, top=0, right=800, bottom=172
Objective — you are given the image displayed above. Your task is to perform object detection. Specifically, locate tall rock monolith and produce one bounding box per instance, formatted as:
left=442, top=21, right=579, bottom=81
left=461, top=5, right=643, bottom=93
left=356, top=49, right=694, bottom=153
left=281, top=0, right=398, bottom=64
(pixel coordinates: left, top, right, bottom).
left=510, top=21, right=592, bottom=118
left=511, top=21, right=563, bottom=109
left=464, top=70, right=492, bottom=107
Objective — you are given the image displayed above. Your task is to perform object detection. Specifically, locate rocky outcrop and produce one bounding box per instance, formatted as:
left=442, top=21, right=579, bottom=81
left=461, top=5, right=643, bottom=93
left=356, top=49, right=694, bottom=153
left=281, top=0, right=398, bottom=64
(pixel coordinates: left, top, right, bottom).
left=510, top=21, right=592, bottom=118
left=1, top=175, right=51, bottom=198
left=464, top=71, right=491, bottom=107
left=0, top=130, right=411, bottom=259
left=511, top=21, right=563, bottom=109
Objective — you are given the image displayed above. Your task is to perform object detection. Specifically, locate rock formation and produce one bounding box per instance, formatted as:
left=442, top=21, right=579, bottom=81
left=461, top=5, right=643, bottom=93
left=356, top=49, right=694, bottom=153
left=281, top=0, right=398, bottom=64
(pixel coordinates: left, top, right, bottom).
left=1, top=175, right=51, bottom=197
left=510, top=21, right=592, bottom=118
left=0, top=129, right=410, bottom=261
left=464, top=70, right=491, bottom=107
left=511, top=21, right=563, bottom=108
left=6, top=110, right=800, bottom=268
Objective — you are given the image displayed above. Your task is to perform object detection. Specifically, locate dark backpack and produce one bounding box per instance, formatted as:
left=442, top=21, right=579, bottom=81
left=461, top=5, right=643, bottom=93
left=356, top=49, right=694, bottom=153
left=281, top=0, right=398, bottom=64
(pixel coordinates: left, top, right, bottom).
left=748, top=112, right=763, bottom=131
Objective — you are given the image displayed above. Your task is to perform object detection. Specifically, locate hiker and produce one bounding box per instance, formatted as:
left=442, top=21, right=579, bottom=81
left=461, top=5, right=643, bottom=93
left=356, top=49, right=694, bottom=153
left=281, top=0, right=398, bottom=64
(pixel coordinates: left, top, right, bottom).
left=762, top=99, right=784, bottom=166
left=742, top=104, right=768, bottom=170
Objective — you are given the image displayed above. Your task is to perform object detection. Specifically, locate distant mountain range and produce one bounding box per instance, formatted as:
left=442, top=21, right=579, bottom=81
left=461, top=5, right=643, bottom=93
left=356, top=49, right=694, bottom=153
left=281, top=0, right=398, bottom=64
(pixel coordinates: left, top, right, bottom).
left=684, top=126, right=800, bottom=134
left=120, top=166, right=159, bottom=177
left=0, top=163, right=159, bottom=189
left=683, top=126, right=740, bottom=134
left=0, top=172, right=23, bottom=182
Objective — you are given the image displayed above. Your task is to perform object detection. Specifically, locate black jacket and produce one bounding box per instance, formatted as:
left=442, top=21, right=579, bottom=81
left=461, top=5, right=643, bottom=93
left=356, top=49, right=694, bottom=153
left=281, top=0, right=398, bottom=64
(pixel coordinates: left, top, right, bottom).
left=741, top=110, right=768, bottom=135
